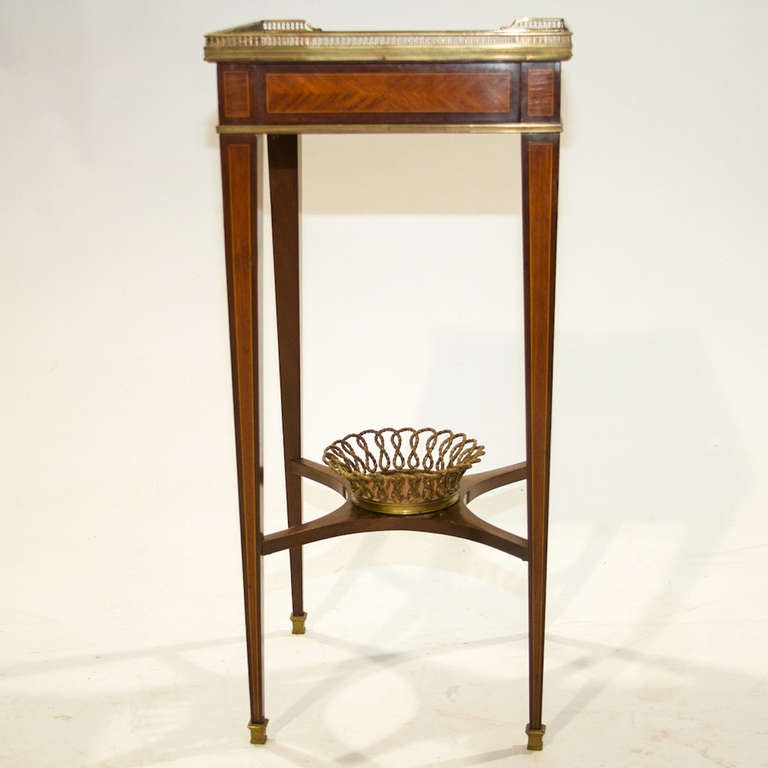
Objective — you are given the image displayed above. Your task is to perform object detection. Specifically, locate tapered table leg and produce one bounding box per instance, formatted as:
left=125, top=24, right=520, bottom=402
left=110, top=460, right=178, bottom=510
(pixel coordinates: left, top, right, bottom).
left=219, top=134, right=268, bottom=742
left=268, top=134, right=306, bottom=634
left=521, top=133, right=559, bottom=751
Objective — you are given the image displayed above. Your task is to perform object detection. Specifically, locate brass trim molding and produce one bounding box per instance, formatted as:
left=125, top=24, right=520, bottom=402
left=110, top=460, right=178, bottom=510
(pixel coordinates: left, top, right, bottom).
left=217, top=122, right=563, bottom=135
left=205, top=18, right=572, bottom=62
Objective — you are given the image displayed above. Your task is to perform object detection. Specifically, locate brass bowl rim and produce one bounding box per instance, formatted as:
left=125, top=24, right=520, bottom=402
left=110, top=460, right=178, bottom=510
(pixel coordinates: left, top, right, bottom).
left=351, top=491, right=460, bottom=516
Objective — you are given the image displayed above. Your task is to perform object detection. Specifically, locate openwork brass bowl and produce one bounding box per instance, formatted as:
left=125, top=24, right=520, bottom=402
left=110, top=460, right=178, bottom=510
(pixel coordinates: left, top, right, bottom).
left=322, top=427, right=485, bottom=515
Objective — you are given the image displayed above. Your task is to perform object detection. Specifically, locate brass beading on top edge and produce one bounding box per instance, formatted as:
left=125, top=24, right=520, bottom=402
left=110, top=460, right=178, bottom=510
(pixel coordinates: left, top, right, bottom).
left=205, top=18, right=572, bottom=62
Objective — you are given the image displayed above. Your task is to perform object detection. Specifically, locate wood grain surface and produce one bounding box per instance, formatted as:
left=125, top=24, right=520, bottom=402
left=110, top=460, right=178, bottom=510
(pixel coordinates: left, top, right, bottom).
left=521, top=63, right=560, bottom=123
left=266, top=72, right=511, bottom=114
left=525, top=69, right=555, bottom=117
left=222, top=70, right=251, bottom=118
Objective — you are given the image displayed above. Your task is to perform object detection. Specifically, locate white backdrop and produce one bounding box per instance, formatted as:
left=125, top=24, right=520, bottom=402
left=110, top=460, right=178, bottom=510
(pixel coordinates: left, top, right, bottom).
left=1, top=2, right=767, bottom=767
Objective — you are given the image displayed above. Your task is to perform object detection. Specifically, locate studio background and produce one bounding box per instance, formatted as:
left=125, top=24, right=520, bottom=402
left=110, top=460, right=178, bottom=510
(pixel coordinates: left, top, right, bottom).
left=1, top=1, right=766, bottom=766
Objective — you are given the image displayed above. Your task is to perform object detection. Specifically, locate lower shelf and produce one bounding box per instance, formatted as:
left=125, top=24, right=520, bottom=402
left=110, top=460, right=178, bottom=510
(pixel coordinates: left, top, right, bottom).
left=260, top=459, right=529, bottom=559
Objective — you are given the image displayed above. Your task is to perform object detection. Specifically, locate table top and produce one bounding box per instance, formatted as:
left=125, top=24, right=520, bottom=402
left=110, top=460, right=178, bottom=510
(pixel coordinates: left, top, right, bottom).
left=204, top=18, right=572, bottom=63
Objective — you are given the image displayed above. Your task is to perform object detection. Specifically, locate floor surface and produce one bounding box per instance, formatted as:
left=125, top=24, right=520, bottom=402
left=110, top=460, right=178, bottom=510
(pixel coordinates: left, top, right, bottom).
left=2, top=486, right=765, bottom=768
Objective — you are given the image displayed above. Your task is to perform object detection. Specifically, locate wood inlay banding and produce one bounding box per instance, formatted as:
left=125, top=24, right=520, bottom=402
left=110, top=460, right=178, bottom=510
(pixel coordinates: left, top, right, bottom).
left=222, top=71, right=251, bottom=118
left=266, top=72, right=511, bottom=114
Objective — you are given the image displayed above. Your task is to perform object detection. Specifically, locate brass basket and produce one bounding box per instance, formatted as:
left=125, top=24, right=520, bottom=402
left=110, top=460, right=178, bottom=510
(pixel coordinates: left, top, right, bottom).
left=322, top=427, right=485, bottom=515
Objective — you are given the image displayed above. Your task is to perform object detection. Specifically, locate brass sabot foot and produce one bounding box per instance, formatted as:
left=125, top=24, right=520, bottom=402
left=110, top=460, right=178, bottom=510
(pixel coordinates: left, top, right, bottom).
left=525, top=724, right=546, bottom=751
left=248, top=720, right=268, bottom=744
left=290, top=612, right=307, bottom=635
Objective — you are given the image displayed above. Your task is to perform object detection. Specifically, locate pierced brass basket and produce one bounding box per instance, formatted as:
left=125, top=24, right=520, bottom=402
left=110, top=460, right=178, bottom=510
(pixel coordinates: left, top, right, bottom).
left=322, top=427, right=485, bottom=515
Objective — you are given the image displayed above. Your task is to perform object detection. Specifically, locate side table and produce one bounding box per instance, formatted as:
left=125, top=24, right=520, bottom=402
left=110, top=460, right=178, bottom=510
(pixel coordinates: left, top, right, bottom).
left=204, top=18, right=572, bottom=751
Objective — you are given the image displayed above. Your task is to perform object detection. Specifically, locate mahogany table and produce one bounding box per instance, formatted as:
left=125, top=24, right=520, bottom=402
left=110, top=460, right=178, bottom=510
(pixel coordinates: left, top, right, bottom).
left=204, top=18, right=572, bottom=751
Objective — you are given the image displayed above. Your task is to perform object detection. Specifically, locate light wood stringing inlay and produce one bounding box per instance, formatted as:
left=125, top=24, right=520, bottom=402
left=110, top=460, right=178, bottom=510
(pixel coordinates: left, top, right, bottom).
left=528, top=141, right=553, bottom=522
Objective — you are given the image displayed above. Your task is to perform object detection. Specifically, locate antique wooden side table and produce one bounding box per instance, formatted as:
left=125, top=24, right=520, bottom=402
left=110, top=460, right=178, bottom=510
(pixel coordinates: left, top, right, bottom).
left=204, top=18, right=572, bottom=751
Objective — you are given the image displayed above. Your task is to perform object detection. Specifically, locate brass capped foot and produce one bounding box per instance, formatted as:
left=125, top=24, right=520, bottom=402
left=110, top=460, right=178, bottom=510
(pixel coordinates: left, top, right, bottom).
left=290, top=612, right=307, bottom=634
left=525, top=724, right=546, bottom=751
left=248, top=720, right=268, bottom=745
